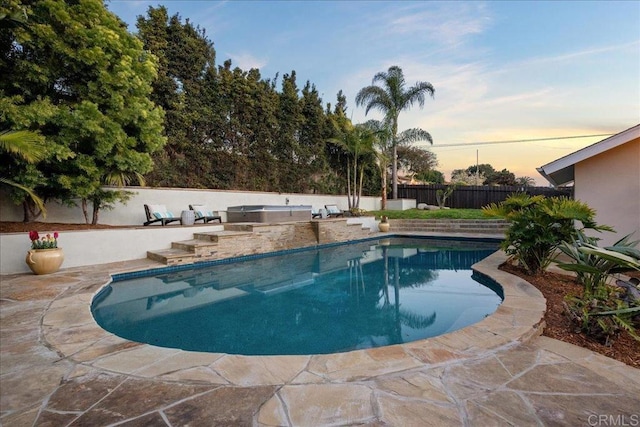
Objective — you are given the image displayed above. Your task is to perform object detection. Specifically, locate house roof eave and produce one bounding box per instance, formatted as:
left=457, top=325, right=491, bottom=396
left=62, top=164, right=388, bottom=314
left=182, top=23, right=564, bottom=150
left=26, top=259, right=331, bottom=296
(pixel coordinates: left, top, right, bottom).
left=537, top=124, right=640, bottom=187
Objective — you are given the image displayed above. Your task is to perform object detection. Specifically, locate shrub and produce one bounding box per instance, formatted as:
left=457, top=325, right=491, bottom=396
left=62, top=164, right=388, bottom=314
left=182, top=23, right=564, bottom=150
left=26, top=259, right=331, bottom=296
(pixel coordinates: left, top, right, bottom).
left=557, top=230, right=640, bottom=345
left=556, top=230, right=640, bottom=295
left=483, top=194, right=612, bottom=275
left=564, top=288, right=639, bottom=346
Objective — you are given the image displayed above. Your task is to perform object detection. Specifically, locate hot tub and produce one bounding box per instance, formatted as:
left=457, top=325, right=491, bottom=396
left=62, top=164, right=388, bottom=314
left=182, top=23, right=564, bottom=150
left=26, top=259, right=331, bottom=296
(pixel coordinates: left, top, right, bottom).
left=226, top=205, right=313, bottom=223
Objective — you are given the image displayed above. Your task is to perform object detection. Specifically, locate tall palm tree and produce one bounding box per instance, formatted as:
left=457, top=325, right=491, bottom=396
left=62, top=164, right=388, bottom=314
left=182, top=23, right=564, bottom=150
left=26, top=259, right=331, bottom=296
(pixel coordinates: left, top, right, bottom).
left=356, top=66, right=435, bottom=199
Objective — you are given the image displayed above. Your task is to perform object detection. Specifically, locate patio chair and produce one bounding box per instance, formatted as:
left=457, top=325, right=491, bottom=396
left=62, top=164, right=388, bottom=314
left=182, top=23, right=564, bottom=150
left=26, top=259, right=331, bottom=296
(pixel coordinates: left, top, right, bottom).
left=189, top=204, right=222, bottom=223
left=325, top=204, right=344, bottom=218
left=144, top=204, right=181, bottom=226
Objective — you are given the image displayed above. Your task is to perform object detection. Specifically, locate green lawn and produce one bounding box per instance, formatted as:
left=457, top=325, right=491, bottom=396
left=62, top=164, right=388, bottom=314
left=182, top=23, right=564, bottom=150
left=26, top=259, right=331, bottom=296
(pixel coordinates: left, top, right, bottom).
left=366, top=208, right=491, bottom=220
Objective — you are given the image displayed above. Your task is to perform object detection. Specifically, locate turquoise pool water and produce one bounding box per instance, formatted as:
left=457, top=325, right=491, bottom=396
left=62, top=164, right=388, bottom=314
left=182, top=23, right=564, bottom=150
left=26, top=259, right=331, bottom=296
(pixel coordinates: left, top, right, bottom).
left=92, top=237, right=502, bottom=355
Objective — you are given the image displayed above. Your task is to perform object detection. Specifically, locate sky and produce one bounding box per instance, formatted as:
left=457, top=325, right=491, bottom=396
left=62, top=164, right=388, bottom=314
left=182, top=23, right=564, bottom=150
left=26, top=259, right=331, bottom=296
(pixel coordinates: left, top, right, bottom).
left=106, top=0, right=640, bottom=185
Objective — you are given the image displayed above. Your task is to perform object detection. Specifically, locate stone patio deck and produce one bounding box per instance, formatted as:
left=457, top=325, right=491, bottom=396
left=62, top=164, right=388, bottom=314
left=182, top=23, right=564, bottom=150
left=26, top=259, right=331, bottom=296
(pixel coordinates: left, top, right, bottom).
left=1, top=238, right=639, bottom=426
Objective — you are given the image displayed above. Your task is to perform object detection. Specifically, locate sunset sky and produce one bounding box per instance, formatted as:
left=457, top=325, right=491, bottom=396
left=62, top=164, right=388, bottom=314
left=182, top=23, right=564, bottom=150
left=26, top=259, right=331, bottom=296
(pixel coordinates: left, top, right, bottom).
left=107, top=1, right=640, bottom=185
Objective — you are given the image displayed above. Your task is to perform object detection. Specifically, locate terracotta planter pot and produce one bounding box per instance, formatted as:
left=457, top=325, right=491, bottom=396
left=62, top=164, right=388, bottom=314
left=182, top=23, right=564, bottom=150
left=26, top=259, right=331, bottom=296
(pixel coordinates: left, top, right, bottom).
left=378, top=222, right=390, bottom=232
left=25, top=248, right=64, bottom=275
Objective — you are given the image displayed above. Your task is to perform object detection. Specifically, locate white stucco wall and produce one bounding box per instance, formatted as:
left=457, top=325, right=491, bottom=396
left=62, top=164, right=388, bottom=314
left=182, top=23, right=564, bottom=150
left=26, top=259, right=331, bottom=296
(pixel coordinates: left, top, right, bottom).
left=0, top=217, right=379, bottom=275
left=0, top=187, right=382, bottom=225
left=574, top=138, right=640, bottom=246
left=1, top=224, right=227, bottom=274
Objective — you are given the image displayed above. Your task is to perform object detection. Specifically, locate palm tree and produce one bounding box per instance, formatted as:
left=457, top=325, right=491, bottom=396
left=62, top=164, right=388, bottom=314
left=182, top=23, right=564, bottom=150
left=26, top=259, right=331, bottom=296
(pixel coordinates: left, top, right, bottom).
left=361, top=119, right=391, bottom=209
left=327, top=124, right=375, bottom=209
left=356, top=66, right=435, bottom=199
left=361, top=119, right=433, bottom=209
left=515, top=176, right=535, bottom=187
left=0, top=130, right=47, bottom=217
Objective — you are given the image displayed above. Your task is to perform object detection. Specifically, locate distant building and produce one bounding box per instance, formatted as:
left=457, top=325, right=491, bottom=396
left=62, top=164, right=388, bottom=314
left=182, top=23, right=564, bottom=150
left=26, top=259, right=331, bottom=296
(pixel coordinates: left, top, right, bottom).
left=537, top=124, right=640, bottom=245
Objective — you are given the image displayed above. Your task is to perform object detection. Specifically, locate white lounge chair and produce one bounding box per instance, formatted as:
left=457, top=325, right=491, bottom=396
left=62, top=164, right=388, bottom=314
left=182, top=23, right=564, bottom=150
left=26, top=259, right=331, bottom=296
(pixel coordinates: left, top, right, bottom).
left=189, top=204, right=222, bottom=223
left=144, top=204, right=181, bottom=226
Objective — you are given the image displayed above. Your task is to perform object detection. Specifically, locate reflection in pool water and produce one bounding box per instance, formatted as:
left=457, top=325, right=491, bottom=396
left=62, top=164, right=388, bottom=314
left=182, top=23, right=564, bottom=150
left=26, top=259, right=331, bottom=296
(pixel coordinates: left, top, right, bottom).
left=92, top=237, right=502, bottom=355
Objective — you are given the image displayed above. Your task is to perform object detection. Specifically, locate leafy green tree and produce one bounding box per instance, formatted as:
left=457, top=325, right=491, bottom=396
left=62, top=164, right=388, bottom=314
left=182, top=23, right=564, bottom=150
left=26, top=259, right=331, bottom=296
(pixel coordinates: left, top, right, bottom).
left=356, top=66, right=435, bottom=199
left=1, top=0, right=165, bottom=223
left=275, top=71, right=305, bottom=192
left=417, top=169, right=445, bottom=184
left=397, top=145, right=438, bottom=180
left=466, top=163, right=496, bottom=178
left=460, top=164, right=526, bottom=186
left=451, top=169, right=485, bottom=185
left=323, top=91, right=352, bottom=194
left=137, top=6, right=215, bottom=188
left=300, top=81, right=331, bottom=193
left=484, top=168, right=517, bottom=186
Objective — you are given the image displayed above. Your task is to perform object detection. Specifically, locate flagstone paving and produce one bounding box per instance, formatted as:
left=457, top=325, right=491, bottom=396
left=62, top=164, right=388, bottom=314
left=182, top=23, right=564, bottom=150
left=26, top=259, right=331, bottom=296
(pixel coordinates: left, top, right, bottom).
left=1, top=251, right=638, bottom=426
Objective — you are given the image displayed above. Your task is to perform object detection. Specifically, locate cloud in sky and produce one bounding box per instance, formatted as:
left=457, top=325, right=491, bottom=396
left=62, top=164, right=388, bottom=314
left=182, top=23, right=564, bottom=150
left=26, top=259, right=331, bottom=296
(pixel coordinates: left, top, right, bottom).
left=225, top=52, right=267, bottom=71
left=382, top=2, right=492, bottom=47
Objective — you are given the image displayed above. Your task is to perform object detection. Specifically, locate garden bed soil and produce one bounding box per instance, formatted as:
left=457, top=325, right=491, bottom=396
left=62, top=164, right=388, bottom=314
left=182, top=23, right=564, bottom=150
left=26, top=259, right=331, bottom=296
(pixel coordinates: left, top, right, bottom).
left=501, top=263, right=639, bottom=369
left=0, top=221, right=130, bottom=233
left=2, top=221, right=638, bottom=368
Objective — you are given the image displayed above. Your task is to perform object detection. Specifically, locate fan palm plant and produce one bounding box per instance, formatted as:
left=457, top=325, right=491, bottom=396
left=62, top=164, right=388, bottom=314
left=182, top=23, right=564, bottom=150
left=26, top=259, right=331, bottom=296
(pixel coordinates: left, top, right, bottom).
left=483, top=193, right=613, bottom=274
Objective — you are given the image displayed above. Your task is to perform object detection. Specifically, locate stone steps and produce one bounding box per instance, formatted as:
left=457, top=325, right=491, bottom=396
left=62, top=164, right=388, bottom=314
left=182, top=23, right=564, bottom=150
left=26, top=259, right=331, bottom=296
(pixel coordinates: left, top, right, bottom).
left=146, top=219, right=504, bottom=267
left=147, top=229, right=259, bottom=266
left=147, top=219, right=374, bottom=266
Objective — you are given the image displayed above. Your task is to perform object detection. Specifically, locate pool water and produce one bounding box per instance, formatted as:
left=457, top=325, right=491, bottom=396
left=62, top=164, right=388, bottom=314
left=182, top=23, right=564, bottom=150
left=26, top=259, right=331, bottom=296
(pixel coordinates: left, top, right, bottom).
left=92, top=237, right=503, bottom=355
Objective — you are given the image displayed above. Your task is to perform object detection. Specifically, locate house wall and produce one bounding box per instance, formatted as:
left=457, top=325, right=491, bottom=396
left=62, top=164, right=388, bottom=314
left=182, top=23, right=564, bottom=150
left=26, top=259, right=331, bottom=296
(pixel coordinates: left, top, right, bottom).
left=574, top=138, right=640, bottom=245
left=0, top=187, right=382, bottom=225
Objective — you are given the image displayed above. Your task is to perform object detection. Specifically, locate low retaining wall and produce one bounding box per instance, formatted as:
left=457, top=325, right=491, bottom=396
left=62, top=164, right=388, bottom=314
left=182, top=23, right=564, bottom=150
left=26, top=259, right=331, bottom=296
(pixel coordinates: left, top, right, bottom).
left=0, top=186, right=382, bottom=226
left=390, top=219, right=509, bottom=234
left=1, top=217, right=381, bottom=275
left=1, top=225, right=226, bottom=275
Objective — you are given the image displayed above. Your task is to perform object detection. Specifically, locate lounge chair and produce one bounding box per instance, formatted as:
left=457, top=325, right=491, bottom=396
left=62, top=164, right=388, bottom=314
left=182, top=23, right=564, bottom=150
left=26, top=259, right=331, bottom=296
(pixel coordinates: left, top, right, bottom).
left=325, top=204, right=344, bottom=218
left=311, top=208, right=322, bottom=219
left=189, top=204, right=222, bottom=223
left=144, top=204, right=181, bottom=226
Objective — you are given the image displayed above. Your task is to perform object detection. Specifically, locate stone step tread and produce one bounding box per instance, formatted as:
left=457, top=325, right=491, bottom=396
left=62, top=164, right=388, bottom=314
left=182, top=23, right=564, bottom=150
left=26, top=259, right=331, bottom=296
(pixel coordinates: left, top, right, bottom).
left=172, top=239, right=219, bottom=247
left=147, top=248, right=195, bottom=260
left=193, top=231, right=254, bottom=241
left=196, top=230, right=254, bottom=237
left=147, top=249, right=196, bottom=265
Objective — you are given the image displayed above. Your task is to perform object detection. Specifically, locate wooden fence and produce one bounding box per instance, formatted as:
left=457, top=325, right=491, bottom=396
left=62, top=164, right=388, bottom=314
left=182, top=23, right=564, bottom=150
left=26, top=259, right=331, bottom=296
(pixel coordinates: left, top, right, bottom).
left=397, top=184, right=573, bottom=209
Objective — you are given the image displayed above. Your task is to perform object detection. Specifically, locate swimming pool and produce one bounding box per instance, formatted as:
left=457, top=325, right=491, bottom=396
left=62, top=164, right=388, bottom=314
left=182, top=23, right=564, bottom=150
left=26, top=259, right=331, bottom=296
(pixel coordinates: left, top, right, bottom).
left=92, top=237, right=502, bottom=356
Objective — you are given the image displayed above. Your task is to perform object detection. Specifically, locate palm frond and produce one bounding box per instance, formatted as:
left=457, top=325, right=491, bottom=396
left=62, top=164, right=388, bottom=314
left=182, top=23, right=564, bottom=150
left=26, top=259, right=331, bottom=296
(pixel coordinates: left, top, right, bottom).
left=0, top=130, right=47, bottom=163
left=0, top=177, right=47, bottom=218
left=397, top=128, right=432, bottom=145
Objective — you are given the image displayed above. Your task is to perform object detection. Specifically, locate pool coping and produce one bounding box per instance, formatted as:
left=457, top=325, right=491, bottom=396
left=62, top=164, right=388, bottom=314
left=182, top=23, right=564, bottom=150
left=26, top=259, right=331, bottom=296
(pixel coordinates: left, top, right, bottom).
left=42, top=246, right=546, bottom=387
